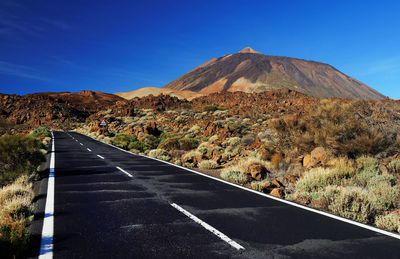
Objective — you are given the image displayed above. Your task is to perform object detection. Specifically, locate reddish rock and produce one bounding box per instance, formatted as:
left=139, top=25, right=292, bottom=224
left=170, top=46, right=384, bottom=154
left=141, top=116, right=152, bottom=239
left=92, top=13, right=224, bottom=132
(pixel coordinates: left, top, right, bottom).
left=270, top=187, right=285, bottom=198
left=247, top=163, right=269, bottom=180
left=272, top=179, right=284, bottom=188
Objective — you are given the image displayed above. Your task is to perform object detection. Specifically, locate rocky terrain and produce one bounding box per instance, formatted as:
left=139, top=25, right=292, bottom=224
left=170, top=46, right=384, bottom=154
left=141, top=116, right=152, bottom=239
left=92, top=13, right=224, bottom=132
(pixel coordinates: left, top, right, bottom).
left=163, top=47, right=386, bottom=100
left=0, top=91, right=126, bottom=132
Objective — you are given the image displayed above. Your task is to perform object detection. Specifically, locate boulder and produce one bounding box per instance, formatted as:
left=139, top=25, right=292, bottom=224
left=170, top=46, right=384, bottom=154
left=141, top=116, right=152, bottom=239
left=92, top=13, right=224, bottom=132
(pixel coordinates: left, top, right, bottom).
left=270, top=187, right=285, bottom=198
left=261, top=181, right=275, bottom=193
left=247, top=163, right=269, bottom=180
left=304, top=147, right=333, bottom=168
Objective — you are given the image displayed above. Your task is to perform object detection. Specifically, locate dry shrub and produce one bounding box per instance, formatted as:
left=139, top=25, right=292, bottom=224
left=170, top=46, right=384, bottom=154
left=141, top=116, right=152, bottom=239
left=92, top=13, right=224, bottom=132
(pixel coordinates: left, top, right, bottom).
left=375, top=211, right=400, bottom=232
left=0, top=176, right=34, bottom=257
left=158, top=138, right=180, bottom=151
left=179, top=138, right=199, bottom=151
left=367, top=174, right=399, bottom=211
left=221, top=157, right=270, bottom=176
left=353, top=156, right=379, bottom=187
left=198, top=160, right=218, bottom=169
left=269, top=99, right=386, bottom=157
left=295, top=167, right=354, bottom=193
left=324, top=186, right=375, bottom=224
left=220, top=171, right=249, bottom=184
left=148, top=149, right=171, bottom=161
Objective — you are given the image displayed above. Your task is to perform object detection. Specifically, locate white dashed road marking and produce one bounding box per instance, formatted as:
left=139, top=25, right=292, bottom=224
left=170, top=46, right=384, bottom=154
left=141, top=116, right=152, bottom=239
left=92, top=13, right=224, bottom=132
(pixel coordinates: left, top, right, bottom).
left=171, top=203, right=245, bottom=251
left=116, top=166, right=133, bottom=178
left=80, top=143, right=83, bottom=146
left=97, top=154, right=105, bottom=159
left=87, top=148, right=92, bottom=152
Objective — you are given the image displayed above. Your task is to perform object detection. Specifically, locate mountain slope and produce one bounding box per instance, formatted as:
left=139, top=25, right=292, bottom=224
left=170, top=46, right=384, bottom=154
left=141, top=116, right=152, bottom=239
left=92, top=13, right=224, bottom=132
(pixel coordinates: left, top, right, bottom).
left=115, top=87, right=204, bottom=101
left=163, top=47, right=385, bottom=100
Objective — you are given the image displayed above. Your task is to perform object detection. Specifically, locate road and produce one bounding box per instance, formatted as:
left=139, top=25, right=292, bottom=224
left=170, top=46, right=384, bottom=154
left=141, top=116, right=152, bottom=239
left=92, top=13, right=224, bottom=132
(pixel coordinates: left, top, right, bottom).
left=36, top=131, right=400, bottom=258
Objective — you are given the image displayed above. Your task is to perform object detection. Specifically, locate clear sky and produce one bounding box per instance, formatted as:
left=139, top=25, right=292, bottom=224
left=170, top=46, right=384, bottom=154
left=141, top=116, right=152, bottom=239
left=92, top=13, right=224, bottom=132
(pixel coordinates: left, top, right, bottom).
left=1, top=0, right=400, bottom=99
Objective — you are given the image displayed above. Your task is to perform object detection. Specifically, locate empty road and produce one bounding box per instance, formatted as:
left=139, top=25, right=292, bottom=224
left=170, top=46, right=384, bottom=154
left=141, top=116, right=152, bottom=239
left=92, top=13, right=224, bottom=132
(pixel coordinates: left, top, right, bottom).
left=36, top=131, right=400, bottom=258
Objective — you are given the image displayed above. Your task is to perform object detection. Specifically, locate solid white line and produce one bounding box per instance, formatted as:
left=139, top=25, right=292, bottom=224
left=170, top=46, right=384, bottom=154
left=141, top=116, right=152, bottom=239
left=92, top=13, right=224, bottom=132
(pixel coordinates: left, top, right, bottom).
left=80, top=143, right=83, bottom=146
left=171, top=203, right=244, bottom=250
left=116, top=166, right=133, bottom=178
left=97, top=154, right=105, bottom=159
left=87, top=148, right=92, bottom=152
left=39, top=131, right=55, bottom=258
left=81, top=132, right=400, bottom=241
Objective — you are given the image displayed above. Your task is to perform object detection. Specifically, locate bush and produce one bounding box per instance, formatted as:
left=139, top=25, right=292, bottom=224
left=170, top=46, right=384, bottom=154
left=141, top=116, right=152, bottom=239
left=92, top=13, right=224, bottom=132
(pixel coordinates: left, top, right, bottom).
left=0, top=176, right=33, bottom=257
left=226, top=121, right=247, bottom=134
left=31, top=126, right=51, bottom=139
left=225, top=137, right=241, bottom=147
left=159, top=132, right=176, bottom=142
left=143, top=134, right=160, bottom=149
left=179, top=138, right=199, bottom=151
left=250, top=181, right=267, bottom=192
left=367, top=174, right=399, bottom=211
left=148, top=149, right=171, bottom=161
left=111, top=133, right=136, bottom=150
left=183, top=150, right=202, bottom=160
left=295, top=168, right=354, bottom=193
left=353, top=156, right=379, bottom=187
left=0, top=135, right=45, bottom=186
left=220, top=171, right=249, bottom=184
left=181, top=103, right=192, bottom=109
left=221, top=157, right=270, bottom=176
left=325, top=186, right=375, bottom=224
left=158, top=138, right=180, bottom=151
left=241, top=134, right=256, bottom=146
left=128, top=141, right=151, bottom=153
left=269, top=100, right=385, bottom=157
left=203, top=105, right=218, bottom=112
left=375, top=212, right=400, bottom=233
left=198, top=160, right=218, bottom=169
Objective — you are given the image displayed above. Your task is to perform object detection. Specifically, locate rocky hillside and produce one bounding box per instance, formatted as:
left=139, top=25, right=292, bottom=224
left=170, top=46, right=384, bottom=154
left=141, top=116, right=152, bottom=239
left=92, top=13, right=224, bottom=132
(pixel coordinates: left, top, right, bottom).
left=163, top=47, right=385, bottom=100
left=0, top=91, right=127, bottom=128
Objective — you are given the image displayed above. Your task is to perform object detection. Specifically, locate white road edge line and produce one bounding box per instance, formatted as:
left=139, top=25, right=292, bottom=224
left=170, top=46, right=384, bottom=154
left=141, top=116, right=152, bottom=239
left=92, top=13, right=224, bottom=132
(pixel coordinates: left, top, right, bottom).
left=87, top=148, right=92, bottom=152
left=39, top=131, right=55, bottom=258
left=171, top=203, right=245, bottom=250
left=116, top=166, right=133, bottom=178
left=81, top=132, right=400, bottom=241
left=97, top=154, right=105, bottom=159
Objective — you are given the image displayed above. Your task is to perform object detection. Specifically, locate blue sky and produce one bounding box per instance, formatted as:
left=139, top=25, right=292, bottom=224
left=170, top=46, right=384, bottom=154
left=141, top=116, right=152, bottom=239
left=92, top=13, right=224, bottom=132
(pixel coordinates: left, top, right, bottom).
left=1, top=0, right=400, bottom=99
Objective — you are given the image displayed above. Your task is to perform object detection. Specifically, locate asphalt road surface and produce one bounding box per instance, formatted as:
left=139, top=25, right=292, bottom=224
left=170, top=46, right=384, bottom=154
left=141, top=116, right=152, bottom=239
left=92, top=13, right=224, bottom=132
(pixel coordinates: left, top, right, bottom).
left=36, top=131, right=400, bottom=258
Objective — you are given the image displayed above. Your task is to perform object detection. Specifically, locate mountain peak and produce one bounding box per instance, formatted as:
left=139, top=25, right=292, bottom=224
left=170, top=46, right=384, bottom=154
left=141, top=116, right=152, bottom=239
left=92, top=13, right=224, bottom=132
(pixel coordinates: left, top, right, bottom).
left=238, top=47, right=261, bottom=54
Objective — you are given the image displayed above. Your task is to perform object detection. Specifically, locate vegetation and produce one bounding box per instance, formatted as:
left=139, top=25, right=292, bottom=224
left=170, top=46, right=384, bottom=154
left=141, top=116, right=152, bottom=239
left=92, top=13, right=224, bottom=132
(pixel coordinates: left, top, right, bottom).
left=0, top=134, right=45, bottom=186
left=111, top=133, right=136, bottom=150
left=30, top=126, right=51, bottom=139
left=0, top=176, right=34, bottom=258
left=269, top=100, right=386, bottom=157
left=198, top=160, right=218, bottom=169
left=148, top=149, right=171, bottom=161
left=202, top=104, right=225, bottom=112
left=221, top=170, right=249, bottom=184
left=0, top=130, right=49, bottom=257
left=181, top=103, right=192, bottom=109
